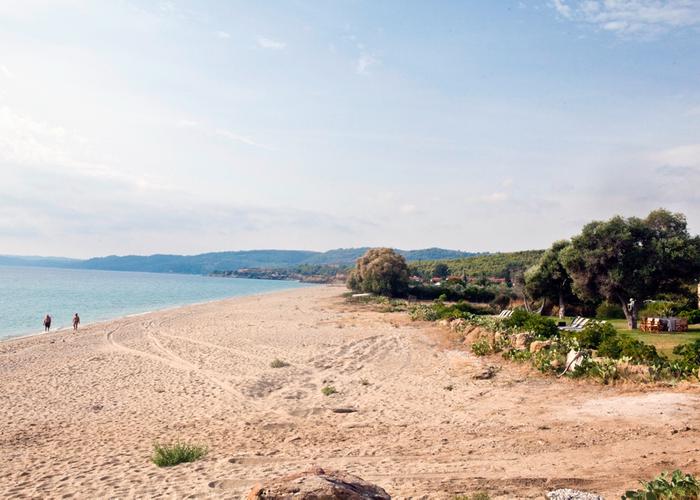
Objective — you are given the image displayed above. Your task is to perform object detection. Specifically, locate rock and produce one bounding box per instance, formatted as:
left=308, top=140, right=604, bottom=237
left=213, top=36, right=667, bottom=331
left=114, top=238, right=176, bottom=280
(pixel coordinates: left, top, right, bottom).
left=529, top=340, right=551, bottom=353
left=438, top=319, right=450, bottom=327
left=472, top=365, right=499, bottom=380
left=564, top=350, right=583, bottom=372
left=331, top=408, right=358, bottom=414
left=450, top=318, right=466, bottom=331
left=546, top=488, right=603, bottom=500
left=246, top=467, right=391, bottom=500
left=512, top=332, right=533, bottom=350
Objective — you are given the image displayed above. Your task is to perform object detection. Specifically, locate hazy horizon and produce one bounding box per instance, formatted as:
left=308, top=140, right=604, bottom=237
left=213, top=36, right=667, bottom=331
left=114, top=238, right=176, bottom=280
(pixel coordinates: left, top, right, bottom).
left=2, top=1, right=699, bottom=258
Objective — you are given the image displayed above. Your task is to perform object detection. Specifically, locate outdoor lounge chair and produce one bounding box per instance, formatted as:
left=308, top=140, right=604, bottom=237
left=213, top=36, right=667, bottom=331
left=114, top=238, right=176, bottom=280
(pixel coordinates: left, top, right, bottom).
left=559, top=316, right=591, bottom=331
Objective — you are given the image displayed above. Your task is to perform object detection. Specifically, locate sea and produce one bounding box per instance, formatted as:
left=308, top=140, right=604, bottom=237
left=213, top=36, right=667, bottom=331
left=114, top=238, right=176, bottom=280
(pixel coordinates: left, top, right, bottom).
left=0, top=266, right=314, bottom=340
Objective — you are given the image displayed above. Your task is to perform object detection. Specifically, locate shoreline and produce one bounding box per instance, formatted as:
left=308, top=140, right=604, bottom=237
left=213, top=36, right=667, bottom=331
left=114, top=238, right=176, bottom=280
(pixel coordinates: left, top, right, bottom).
left=0, top=284, right=320, bottom=345
left=2, top=286, right=699, bottom=499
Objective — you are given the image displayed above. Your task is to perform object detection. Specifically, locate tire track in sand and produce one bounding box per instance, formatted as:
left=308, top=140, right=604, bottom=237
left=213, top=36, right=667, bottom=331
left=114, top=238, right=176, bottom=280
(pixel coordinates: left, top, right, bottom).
left=106, top=319, right=249, bottom=405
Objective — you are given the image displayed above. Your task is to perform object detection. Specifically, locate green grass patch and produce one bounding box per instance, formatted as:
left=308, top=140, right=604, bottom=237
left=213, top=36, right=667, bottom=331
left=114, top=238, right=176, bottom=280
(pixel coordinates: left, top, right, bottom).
left=321, top=385, right=337, bottom=396
left=151, top=442, right=207, bottom=467
left=609, top=319, right=700, bottom=359
left=270, top=358, right=290, bottom=368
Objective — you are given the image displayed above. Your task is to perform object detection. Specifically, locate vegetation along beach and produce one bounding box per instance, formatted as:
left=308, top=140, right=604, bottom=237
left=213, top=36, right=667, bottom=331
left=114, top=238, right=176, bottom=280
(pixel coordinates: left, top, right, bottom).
left=3, top=1, right=700, bottom=498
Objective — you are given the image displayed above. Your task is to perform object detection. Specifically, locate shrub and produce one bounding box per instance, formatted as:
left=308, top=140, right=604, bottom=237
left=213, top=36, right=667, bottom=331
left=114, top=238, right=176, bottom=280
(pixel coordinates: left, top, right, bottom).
left=679, top=309, right=700, bottom=324
left=503, top=349, right=532, bottom=362
left=595, top=301, right=626, bottom=319
left=270, top=359, right=289, bottom=368
left=595, top=333, right=664, bottom=366
left=574, top=322, right=617, bottom=349
left=409, top=304, right=440, bottom=321
left=502, top=309, right=530, bottom=328
left=151, top=442, right=207, bottom=467
left=673, top=339, right=700, bottom=366
left=587, top=358, right=619, bottom=384
left=471, top=339, right=491, bottom=356
left=623, top=469, right=700, bottom=499
left=453, top=494, right=490, bottom=500
left=502, top=310, right=558, bottom=339
left=523, top=315, right=559, bottom=339
left=532, top=345, right=566, bottom=373
left=321, top=386, right=337, bottom=396
left=453, top=493, right=490, bottom=500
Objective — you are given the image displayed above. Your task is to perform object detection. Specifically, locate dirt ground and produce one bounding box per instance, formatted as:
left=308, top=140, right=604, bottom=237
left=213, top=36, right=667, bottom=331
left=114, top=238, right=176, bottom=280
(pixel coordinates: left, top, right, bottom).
left=1, top=286, right=699, bottom=499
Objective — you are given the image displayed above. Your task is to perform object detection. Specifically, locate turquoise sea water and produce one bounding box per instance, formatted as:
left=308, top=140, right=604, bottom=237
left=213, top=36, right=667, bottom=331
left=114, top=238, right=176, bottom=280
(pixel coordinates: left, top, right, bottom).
left=0, top=266, right=313, bottom=340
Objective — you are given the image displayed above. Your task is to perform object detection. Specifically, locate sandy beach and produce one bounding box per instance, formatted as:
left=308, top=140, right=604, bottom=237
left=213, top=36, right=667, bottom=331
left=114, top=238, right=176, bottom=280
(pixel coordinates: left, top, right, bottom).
left=1, top=286, right=699, bottom=499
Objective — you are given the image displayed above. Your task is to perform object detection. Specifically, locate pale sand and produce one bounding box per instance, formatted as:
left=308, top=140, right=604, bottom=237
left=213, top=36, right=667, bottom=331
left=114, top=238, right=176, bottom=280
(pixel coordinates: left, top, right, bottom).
left=1, top=286, right=700, bottom=499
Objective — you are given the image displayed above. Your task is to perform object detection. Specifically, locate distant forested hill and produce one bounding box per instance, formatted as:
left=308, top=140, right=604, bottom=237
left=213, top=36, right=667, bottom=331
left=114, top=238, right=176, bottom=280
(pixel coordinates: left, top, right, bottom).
left=0, top=247, right=477, bottom=275
left=0, top=255, right=80, bottom=268
left=410, top=250, right=544, bottom=278
left=304, top=247, right=477, bottom=265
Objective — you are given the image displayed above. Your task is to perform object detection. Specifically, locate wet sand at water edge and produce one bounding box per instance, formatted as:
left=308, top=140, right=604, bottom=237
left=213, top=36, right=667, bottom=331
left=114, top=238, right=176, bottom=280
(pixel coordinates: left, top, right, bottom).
left=1, top=286, right=699, bottom=498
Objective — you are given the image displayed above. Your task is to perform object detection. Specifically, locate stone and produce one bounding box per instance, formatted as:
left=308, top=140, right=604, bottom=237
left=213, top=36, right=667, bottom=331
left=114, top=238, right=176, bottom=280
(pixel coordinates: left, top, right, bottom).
left=450, top=318, right=466, bottom=331
left=564, top=350, right=584, bottom=372
left=246, top=467, right=392, bottom=500
left=529, top=340, right=551, bottom=353
left=472, top=365, right=499, bottom=380
left=546, top=488, right=603, bottom=500
left=512, top=332, right=533, bottom=350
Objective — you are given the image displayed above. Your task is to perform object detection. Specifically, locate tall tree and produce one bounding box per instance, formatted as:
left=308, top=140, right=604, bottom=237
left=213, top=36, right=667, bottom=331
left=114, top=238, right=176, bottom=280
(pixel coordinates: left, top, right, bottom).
left=347, top=248, right=410, bottom=297
left=561, top=209, right=700, bottom=329
left=525, top=240, right=575, bottom=319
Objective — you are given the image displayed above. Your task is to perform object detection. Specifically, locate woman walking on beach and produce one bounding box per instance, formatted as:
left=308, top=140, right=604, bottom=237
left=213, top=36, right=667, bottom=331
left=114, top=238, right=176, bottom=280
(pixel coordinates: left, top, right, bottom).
left=43, top=314, right=52, bottom=332
left=72, top=313, right=80, bottom=331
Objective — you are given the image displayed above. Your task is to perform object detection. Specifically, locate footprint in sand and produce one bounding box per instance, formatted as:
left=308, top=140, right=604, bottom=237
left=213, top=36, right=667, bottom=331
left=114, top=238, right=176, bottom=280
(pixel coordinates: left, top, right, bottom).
left=208, top=479, right=237, bottom=489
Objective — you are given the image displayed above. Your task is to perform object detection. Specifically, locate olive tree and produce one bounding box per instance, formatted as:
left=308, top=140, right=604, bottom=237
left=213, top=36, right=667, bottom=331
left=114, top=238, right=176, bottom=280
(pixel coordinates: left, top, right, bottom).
left=525, top=240, right=575, bottom=319
left=561, top=209, right=700, bottom=329
left=346, top=248, right=410, bottom=297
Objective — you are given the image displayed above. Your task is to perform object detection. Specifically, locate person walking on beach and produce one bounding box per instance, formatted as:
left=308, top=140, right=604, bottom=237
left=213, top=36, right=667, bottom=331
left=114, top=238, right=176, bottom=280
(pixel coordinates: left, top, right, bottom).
left=72, top=313, right=80, bottom=331
left=43, top=314, right=52, bottom=332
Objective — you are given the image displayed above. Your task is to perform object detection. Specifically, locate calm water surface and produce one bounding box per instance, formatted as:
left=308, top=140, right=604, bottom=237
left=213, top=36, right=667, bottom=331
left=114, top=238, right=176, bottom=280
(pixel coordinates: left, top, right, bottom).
left=0, top=266, right=313, bottom=340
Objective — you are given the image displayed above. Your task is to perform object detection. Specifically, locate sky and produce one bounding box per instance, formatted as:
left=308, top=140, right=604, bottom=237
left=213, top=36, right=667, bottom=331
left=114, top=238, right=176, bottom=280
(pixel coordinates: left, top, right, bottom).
left=1, top=0, right=699, bottom=258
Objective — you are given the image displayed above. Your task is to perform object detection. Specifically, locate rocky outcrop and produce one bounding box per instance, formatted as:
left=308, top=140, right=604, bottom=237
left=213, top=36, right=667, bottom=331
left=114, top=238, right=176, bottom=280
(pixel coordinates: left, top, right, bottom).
left=246, top=467, right=391, bottom=499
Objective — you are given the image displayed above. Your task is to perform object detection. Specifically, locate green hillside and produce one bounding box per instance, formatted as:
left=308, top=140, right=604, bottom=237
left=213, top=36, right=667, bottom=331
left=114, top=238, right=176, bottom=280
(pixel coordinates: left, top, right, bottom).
left=410, top=250, right=544, bottom=278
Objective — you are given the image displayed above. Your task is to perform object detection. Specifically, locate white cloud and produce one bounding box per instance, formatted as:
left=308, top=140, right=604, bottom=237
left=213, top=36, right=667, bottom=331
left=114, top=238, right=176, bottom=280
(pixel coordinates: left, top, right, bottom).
left=215, top=30, right=231, bottom=39
left=551, top=0, right=700, bottom=36
left=256, top=36, right=286, bottom=50
left=553, top=0, right=572, bottom=18
left=0, top=64, right=15, bottom=78
left=356, top=54, right=380, bottom=75
left=175, top=118, right=199, bottom=128
left=651, top=143, right=700, bottom=168
left=481, top=192, right=509, bottom=203
left=215, top=128, right=271, bottom=150
left=0, top=106, right=168, bottom=193
left=399, top=204, right=417, bottom=215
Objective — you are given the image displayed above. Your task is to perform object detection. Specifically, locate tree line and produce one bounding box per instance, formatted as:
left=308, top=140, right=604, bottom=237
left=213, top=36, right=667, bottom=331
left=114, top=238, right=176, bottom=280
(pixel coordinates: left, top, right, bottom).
left=347, top=209, right=700, bottom=329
